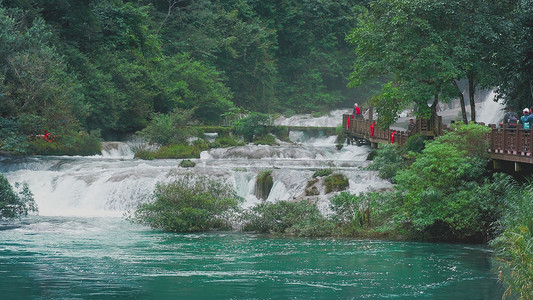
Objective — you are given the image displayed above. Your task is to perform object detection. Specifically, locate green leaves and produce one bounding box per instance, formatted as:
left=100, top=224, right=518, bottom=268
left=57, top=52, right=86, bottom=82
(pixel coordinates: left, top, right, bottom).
left=0, top=175, right=37, bottom=220
left=131, top=174, right=241, bottom=232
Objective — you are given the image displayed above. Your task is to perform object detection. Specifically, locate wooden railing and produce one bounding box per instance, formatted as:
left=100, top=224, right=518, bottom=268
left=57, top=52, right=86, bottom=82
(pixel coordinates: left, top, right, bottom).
left=342, top=114, right=440, bottom=146
left=343, top=113, right=533, bottom=164
left=488, top=124, right=533, bottom=163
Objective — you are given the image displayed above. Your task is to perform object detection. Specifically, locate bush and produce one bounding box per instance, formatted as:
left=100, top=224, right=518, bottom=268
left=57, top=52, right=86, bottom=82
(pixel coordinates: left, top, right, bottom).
left=255, top=171, right=273, bottom=200
left=0, top=174, right=37, bottom=220
left=130, top=174, right=241, bottom=232
left=367, top=144, right=406, bottom=181
left=324, top=173, right=349, bottom=194
left=211, top=135, right=244, bottom=148
left=241, top=200, right=334, bottom=237
left=28, top=131, right=102, bottom=156
left=393, top=126, right=503, bottom=241
left=179, top=159, right=196, bottom=168
left=137, top=108, right=200, bottom=146
left=155, top=143, right=208, bottom=159
left=0, top=117, right=30, bottom=154
left=491, top=177, right=533, bottom=299
left=329, top=191, right=398, bottom=237
left=313, top=168, right=333, bottom=178
left=233, top=112, right=272, bottom=142
left=253, top=134, right=278, bottom=146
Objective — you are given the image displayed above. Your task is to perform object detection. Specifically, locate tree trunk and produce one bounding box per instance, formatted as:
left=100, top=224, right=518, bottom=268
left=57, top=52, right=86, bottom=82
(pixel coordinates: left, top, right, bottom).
left=453, top=80, right=468, bottom=123
left=431, top=94, right=439, bottom=116
left=468, top=73, right=476, bottom=123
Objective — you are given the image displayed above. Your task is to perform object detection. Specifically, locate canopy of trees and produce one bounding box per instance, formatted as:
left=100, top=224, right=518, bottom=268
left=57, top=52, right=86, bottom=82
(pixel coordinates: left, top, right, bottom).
left=0, top=0, right=531, bottom=148
left=0, top=0, right=367, bottom=145
left=347, top=0, right=532, bottom=127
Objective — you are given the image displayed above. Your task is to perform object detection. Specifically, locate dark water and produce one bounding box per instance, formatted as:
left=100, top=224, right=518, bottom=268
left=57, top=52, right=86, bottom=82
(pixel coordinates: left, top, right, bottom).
left=0, top=217, right=502, bottom=299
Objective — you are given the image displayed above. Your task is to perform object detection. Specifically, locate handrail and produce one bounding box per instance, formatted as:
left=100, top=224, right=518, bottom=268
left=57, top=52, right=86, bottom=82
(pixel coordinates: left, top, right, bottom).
left=343, top=113, right=533, bottom=163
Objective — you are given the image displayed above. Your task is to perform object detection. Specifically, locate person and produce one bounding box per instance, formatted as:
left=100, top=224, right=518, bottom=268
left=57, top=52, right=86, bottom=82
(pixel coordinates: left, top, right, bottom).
left=502, top=106, right=518, bottom=128
left=352, top=103, right=362, bottom=118
left=407, top=119, right=415, bottom=131
left=520, top=108, right=531, bottom=130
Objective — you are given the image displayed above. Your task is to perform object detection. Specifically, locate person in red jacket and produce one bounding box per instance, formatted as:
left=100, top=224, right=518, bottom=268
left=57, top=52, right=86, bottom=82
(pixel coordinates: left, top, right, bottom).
left=352, top=103, right=362, bottom=119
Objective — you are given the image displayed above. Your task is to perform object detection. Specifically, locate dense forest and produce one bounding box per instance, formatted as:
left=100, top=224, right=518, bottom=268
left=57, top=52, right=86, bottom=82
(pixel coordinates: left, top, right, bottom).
left=0, top=0, right=372, bottom=145
left=0, top=0, right=531, bottom=149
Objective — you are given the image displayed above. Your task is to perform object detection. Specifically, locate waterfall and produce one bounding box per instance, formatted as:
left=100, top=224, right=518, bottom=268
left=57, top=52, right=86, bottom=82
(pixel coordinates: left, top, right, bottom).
left=1, top=113, right=393, bottom=217
left=477, top=90, right=504, bottom=125
left=101, top=142, right=134, bottom=158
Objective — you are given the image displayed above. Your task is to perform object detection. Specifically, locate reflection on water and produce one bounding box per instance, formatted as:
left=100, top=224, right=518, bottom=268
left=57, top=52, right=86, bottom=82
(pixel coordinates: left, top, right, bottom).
left=0, top=217, right=502, bottom=299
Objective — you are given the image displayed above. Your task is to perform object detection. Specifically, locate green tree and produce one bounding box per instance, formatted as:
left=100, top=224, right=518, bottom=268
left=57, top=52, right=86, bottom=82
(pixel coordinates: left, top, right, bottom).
left=347, top=0, right=507, bottom=126
left=393, top=123, right=500, bottom=241
left=0, top=174, right=37, bottom=220
left=491, top=0, right=533, bottom=109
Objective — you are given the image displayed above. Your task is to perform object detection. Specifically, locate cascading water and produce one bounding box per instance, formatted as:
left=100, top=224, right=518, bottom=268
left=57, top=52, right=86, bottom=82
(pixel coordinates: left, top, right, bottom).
left=0, top=125, right=391, bottom=217
left=477, top=90, right=504, bottom=125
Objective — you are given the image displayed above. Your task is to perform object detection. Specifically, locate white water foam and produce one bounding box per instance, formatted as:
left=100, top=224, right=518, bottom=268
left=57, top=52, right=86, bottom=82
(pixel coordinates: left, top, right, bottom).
left=477, top=90, right=504, bottom=125
left=1, top=112, right=393, bottom=217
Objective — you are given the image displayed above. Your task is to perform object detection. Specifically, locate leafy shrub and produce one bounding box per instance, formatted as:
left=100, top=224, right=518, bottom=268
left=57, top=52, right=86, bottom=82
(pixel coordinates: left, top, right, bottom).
left=155, top=143, right=208, bottom=159
left=131, top=174, right=241, bottom=232
left=137, top=108, right=200, bottom=146
left=233, top=112, right=272, bottom=142
left=134, top=149, right=156, bottom=160
left=253, top=134, right=278, bottom=146
left=313, top=168, right=333, bottom=178
left=393, top=127, right=504, bottom=241
left=491, top=176, right=533, bottom=299
left=255, top=171, right=273, bottom=200
left=241, top=200, right=334, bottom=237
left=211, top=135, right=244, bottom=148
left=179, top=159, right=196, bottom=168
left=0, top=174, right=37, bottom=220
left=329, top=191, right=397, bottom=237
left=0, top=117, right=30, bottom=154
left=29, top=131, right=102, bottom=156
left=367, top=144, right=407, bottom=182
left=324, top=173, right=349, bottom=194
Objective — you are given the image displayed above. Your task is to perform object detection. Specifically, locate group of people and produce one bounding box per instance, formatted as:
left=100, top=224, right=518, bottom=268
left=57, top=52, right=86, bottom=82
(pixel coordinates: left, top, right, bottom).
left=502, top=106, right=533, bottom=129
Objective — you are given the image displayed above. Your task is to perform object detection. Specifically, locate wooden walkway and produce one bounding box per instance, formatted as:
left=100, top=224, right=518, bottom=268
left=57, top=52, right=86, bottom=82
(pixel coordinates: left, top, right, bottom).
left=342, top=114, right=533, bottom=168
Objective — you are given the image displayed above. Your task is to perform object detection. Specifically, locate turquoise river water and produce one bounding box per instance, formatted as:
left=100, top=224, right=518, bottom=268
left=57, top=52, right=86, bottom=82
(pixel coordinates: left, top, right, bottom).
left=1, top=216, right=503, bottom=299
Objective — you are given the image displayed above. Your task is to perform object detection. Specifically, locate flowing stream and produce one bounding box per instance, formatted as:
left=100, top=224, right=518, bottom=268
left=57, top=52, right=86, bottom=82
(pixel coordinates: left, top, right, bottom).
left=0, top=114, right=502, bottom=299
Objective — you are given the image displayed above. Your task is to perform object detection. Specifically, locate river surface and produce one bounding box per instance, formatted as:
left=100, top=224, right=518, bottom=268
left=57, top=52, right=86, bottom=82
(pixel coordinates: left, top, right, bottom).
left=1, top=217, right=501, bottom=299
left=0, top=112, right=503, bottom=299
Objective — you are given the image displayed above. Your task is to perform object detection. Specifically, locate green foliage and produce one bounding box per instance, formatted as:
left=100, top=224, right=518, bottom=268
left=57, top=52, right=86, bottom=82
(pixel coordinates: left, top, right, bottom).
left=324, top=173, right=349, bottom=194
left=368, top=144, right=407, bottom=182
left=137, top=108, right=200, bottom=146
left=152, top=143, right=208, bottom=159
left=179, top=159, right=196, bottom=168
left=0, top=174, right=37, bottom=220
left=241, top=200, right=334, bottom=237
left=233, top=112, right=272, bottom=142
left=392, top=125, right=504, bottom=241
left=0, top=117, right=29, bottom=154
left=313, top=169, right=333, bottom=178
left=435, top=122, right=491, bottom=159
left=211, top=135, right=244, bottom=148
left=28, top=131, right=102, bottom=156
left=329, top=191, right=398, bottom=237
left=347, top=0, right=514, bottom=126
left=131, top=174, right=241, bottom=232
left=252, top=134, right=278, bottom=146
left=491, top=177, right=533, bottom=299
left=255, top=171, right=273, bottom=200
